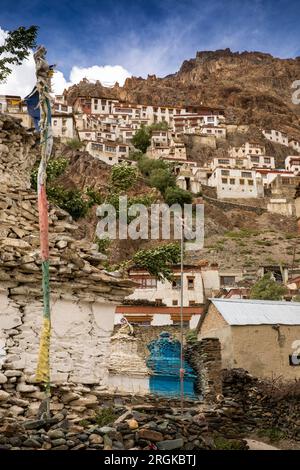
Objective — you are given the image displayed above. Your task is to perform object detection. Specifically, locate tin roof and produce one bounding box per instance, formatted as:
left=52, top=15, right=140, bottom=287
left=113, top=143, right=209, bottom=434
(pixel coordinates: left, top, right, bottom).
left=210, top=298, right=300, bottom=325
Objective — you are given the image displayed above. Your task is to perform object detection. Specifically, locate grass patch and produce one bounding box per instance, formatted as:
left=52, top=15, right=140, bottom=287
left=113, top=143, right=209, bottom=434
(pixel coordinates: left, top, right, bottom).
left=225, top=229, right=260, bottom=239
left=213, top=436, right=246, bottom=450
left=257, top=427, right=287, bottom=442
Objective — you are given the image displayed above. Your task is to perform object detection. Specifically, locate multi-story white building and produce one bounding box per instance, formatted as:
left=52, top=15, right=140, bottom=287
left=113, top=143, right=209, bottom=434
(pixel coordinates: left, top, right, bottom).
left=0, top=94, right=33, bottom=128
left=86, top=140, right=130, bottom=165
left=262, top=129, right=289, bottom=146
left=208, top=167, right=264, bottom=199
left=52, top=114, right=76, bottom=141
left=289, top=139, right=300, bottom=153
left=211, top=153, right=275, bottom=171
left=200, top=125, right=226, bottom=139
left=115, top=264, right=220, bottom=327
left=285, top=156, right=300, bottom=175
left=229, top=142, right=266, bottom=158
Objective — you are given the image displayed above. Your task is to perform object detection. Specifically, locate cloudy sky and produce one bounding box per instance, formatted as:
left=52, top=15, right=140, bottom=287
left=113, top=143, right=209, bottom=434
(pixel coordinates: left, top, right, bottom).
left=1, top=0, right=300, bottom=97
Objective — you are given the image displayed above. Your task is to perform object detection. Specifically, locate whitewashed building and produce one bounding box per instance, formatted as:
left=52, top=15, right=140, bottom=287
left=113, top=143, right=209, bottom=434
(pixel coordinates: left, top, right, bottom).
left=285, top=156, right=300, bottom=175
left=115, top=264, right=220, bottom=328
left=208, top=168, right=264, bottom=199
left=262, top=129, right=289, bottom=146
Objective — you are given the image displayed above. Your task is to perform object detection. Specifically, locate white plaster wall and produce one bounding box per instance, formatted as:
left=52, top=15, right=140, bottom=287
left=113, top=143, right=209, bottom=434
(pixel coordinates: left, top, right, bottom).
left=1, top=293, right=116, bottom=385
left=151, top=314, right=172, bottom=326
left=108, top=375, right=150, bottom=394
left=127, top=272, right=204, bottom=306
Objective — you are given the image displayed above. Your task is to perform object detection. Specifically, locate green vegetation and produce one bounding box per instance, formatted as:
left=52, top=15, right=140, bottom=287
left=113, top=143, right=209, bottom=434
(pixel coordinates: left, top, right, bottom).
left=31, top=159, right=105, bottom=220
left=110, top=163, right=138, bottom=190
left=185, top=329, right=198, bottom=344
left=47, top=186, right=89, bottom=220
left=138, top=156, right=168, bottom=177
left=31, top=157, right=69, bottom=190
left=257, top=427, right=287, bottom=442
left=132, top=125, right=151, bottom=153
left=149, top=168, right=175, bottom=193
left=79, top=408, right=117, bottom=428
left=250, top=273, right=287, bottom=300
left=0, top=26, right=38, bottom=82
left=132, top=122, right=169, bottom=153
left=132, top=243, right=181, bottom=281
left=164, top=186, right=193, bottom=207
left=213, top=436, right=246, bottom=450
left=95, top=237, right=111, bottom=254
left=225, top=229, right=260, bottom=239
left=65, top=138, right=84, bottom=150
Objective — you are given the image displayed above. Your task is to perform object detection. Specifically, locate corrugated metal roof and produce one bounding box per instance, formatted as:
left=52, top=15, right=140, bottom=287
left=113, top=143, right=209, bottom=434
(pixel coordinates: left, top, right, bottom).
left=210, top=298, right=300, bottom=325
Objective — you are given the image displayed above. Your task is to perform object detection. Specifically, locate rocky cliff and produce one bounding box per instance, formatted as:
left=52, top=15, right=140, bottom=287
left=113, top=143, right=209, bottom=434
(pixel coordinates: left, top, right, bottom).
left=66, top=48, right=300, bottom=139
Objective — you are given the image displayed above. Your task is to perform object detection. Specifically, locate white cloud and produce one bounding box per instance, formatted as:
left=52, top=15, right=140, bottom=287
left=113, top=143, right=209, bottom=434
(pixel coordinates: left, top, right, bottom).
left=0, top=27, right=131, bottom=98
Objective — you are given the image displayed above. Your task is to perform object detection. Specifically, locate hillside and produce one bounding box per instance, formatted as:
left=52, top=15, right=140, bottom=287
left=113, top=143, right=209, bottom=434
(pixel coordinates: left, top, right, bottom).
left=66, top=49, right=300, bottom=140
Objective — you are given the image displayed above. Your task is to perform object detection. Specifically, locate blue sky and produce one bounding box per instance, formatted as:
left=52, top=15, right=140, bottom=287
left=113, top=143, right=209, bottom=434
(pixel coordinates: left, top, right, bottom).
left=1, top=0, right=300, bottom=78
left=1, top=0, right=300, bottom=96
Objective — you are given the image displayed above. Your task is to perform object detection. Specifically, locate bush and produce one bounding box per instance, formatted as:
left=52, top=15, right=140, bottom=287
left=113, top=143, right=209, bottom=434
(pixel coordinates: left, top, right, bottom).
left=110, top=163, right=137, bottom=191
left=85, top=186, right=103, bottom=207
left=31, top=157, right=68, bottom=190
left=95, top=236, right=111, bottom=253
left=138, top=156, right=168, bottom=177
left=164, top=186, right=192, bottom=206
left=132, top=243, right=181, bottom=281
left=250, top=273, right=287, bottom=300
left=47, top=186, right=88, bottom=220
left=149, top=168, right=175, bottom=194
left=65, top=138, right=84, bottom=150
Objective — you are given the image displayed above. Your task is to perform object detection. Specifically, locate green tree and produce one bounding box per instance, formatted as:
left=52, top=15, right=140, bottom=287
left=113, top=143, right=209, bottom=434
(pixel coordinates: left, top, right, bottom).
left=0, top=26, right=38, bottom=82
left=164, top=186, right=192, bottom=207
left=138, top=156, right=168, bottom=177
left=250, top=273, right=287, bottom=300
left=149, top=168, right=175, bottom=193
left=110, top=163, right=137, bottom=190
left=132, top=125, right=151, bottom=153
left=132, top=243, right=181, bottom=281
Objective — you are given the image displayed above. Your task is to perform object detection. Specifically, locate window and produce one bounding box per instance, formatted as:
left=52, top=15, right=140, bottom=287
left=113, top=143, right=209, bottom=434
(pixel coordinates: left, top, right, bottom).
left=230, top=178, right=235, bottom=185
left=172, top=300, right=178, bottom=306
left=221, top=169, right=230, bottom=175
left=220, top=275, right=236, bottom=287
left=155, top=299, right=163, bottom=306
left=187, top=277, right=195, bottom=290
left=242, top=171, right=252, bottom=178
left=53, top=120, right=57, bottom=126
left=264, top=158, right=271, bottom=163
left=189, top=300, right=196, bottom=306
left=172, top=278, right=181, bottom=289
left=222, top=178, right=228, bottom=184
left=94, top=105, right=98, bottom=110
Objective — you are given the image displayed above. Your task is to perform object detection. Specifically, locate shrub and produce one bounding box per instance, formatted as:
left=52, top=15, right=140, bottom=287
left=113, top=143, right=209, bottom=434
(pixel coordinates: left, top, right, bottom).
left=31, top=157, right=68, bottom=190
left=250, top=273, right=287, bottom=300
left=110, top=163, right=137, bottom=191
left=149, top=168, right=175, bottom=194
left=65, top=138, right=84, bottom=150
left=95, top=236, right=111, bottom=253
left=164, top=186, right=193, bottom=206
left=132, top=243, right=181, bottom=281
left=47, top=186, right=88, bottom=220
left=138, top=156, right=168, bottom=177
left=85, top=186, right=103, bottom=207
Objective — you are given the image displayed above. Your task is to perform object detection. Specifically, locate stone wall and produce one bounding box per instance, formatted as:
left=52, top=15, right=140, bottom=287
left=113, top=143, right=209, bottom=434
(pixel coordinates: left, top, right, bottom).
left=186, top=338, right=222, bottom=402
